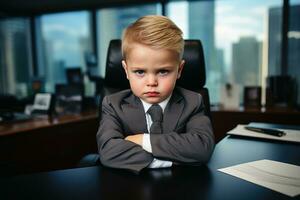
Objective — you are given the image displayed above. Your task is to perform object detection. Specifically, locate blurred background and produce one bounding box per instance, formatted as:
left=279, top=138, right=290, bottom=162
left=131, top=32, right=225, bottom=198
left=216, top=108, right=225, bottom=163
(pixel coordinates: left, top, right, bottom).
left=0, top=0, right=299, bottom=108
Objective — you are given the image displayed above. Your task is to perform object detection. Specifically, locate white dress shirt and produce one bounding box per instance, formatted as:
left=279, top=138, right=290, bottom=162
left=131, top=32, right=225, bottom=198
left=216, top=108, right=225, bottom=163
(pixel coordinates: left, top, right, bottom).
left=140, top=96, right=173, bottom=168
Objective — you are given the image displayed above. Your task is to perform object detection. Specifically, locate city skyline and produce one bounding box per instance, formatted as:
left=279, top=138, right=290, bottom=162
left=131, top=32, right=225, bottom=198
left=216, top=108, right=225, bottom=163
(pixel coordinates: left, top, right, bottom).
left=25, top=1, right=294, bottom=103
left=0, top=1, right=299, bottom=105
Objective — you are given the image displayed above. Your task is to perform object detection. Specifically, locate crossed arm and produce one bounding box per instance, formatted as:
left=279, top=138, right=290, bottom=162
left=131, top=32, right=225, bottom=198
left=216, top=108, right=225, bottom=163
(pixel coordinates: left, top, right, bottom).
left=97, top=96, right=215, bottom=172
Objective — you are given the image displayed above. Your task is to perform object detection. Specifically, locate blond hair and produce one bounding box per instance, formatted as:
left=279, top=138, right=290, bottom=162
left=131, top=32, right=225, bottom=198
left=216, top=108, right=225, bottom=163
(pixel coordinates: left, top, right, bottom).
left=122, top=15, right=184, bottom=61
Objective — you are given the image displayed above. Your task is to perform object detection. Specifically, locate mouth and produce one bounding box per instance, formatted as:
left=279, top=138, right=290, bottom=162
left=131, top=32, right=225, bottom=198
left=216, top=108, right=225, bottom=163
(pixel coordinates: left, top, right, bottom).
left=145, top=92, right=160, bottom=97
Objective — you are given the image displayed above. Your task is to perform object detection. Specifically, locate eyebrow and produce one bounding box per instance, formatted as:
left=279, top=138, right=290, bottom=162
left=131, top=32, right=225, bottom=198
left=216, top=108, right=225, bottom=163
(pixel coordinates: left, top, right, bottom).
left=158, top=66, right=174, bottom=70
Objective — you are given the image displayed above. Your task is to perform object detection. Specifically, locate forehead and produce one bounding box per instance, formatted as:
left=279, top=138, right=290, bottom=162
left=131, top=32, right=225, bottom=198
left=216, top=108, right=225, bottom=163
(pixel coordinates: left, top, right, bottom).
left=126, top=44, right=180, bottom=66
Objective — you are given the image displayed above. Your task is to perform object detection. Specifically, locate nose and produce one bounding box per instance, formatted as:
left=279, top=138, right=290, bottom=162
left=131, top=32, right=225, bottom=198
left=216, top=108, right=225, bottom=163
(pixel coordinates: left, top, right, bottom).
left=147, top=74, right=158, bottom=87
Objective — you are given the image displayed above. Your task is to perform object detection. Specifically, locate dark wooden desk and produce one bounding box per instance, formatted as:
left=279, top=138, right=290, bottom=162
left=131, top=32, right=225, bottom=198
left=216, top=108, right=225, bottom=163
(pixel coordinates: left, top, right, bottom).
left=1, top=134, right=299, bottom=200
left=0, top=112, right=99, bottom=175
left=211, top=107, right=300, bottom=142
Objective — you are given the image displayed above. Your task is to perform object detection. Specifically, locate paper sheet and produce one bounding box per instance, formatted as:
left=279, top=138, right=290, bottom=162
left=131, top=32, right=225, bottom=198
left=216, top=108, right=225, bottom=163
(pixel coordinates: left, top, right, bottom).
left=218, top=159, right=300, bottom=197
left=227, top=124, right=300, bottom=143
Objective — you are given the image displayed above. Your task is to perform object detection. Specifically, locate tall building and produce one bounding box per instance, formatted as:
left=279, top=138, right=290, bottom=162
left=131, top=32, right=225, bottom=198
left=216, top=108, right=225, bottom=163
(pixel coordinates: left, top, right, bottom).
left=216, top=48, right=226, bottom=84
left=43, top=39, right=55, bottom=92
left=188, top=1, right=226, bottom=103
left=13, top=31, right=31, bottom=83
left=188, top=1, right=215, bottom=71
left=268, top=7, right=282, bottom=76
left=287, top=5, right=300, bottom=104
left=232, top=37, right=262, bottom=86
left=0, top=19, right=31, bottom=95
left=0, top=25, right=6, bottom=93
left=268, top=5, right=300, bottom=104
left=54, top=60, right=66, bottom=84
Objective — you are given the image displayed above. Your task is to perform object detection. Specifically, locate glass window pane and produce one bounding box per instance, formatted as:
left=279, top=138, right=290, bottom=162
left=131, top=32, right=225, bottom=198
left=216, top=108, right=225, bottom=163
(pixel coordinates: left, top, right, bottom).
left=0, top=18, right=33, bottom=98
left=97, top=4, right=162, bottom=76
left=167, top=0, right=282, bottom=105
left=36, top=11, right=92, bottom=92
left=288, top=1, right=300, bottom=105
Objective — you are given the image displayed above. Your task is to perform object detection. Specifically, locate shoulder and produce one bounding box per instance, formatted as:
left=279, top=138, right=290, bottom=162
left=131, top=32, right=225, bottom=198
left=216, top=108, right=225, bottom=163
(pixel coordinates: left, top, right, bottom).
left=102, top=89, right=132, bottom=106
left=104, top=89, right=131, bottom=101
left=173, top=87, right=204, bottom=112
left=175, top=87, right=203, bottom=103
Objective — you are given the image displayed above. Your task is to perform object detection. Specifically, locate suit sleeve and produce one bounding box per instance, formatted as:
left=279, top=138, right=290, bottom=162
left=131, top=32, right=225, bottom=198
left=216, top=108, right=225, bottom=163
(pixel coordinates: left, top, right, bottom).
left=150, top=95, right=215, bottom=165
left=96, top=96, right=153, bottom=173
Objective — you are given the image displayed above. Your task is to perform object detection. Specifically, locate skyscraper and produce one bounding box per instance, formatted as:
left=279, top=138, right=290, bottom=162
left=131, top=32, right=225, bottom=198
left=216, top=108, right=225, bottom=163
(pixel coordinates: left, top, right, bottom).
left=188, top=1, right=215, bottom=71
left=0, top=25, right=6, bottom=93
left=188, top=1, right=226, bottom=103
left=13, top=31, right=31, bottom=83
left=232, top=37, right=262, bottom=86
left=268, top=5, right=300, bottom=105
left=268, top=7, right=282, bottom=76
left=0, top=19, right=31, bottom=95
left=287, top=5, right=300, bottom=104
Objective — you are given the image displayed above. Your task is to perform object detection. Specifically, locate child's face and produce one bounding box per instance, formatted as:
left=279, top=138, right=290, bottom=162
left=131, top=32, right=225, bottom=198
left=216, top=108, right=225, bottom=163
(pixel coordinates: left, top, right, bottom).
left=122, top=43, right=184, bottom=104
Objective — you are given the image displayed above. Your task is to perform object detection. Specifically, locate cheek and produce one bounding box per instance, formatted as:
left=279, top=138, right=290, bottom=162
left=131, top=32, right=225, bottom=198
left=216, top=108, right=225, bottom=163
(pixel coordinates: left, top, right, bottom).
left=159, top=77, right=176, bottom=91
left=128, top=77, right=144, bottom=92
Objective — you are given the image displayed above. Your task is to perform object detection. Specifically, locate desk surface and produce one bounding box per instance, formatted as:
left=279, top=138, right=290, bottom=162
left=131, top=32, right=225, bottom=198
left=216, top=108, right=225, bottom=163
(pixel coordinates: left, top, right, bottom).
left=1, top=135, right=299, bottom=200
left=0, top=112, right=98, bottom=136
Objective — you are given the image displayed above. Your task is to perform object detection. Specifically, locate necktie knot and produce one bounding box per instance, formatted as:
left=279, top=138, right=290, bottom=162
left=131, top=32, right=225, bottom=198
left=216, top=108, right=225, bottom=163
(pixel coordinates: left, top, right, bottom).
left=147, top=104, right=163, bottom=122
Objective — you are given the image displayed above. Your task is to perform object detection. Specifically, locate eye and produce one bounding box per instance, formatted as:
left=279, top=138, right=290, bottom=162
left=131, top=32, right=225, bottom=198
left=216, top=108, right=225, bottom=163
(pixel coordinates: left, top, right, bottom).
left=134, top=70, right=145, bottom=76
left=158, top=70, right=169, bottom=76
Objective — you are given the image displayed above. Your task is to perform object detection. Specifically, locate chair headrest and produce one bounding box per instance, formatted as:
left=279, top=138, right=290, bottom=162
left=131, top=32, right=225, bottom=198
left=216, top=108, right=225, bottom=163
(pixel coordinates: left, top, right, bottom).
left=177, top=40, right=206, bottom=90
left=105, top=39, right=129, bottom=89
left=104, top=39, right=206, bottom=90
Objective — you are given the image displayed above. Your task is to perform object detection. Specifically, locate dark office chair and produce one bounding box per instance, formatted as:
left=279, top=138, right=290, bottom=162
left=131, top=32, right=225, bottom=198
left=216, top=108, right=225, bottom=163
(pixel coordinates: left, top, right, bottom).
left=78, top=39, right=211, bottom=167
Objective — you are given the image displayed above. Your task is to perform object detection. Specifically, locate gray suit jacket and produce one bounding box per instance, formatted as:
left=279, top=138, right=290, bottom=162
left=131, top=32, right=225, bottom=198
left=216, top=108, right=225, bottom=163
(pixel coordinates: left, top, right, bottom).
left=96, top=87, right=215, bottom=172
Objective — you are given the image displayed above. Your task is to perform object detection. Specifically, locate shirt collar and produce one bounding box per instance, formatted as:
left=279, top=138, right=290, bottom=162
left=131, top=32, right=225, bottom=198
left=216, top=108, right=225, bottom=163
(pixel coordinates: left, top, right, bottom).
left=140, top=94, right=172, bottom=113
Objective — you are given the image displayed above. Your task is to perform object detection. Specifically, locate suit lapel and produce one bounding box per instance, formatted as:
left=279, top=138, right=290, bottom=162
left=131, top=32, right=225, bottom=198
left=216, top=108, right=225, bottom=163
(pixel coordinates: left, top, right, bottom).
left=122, top=94, right=148, bottom=133
left=163, top=90, right=184, bottom=133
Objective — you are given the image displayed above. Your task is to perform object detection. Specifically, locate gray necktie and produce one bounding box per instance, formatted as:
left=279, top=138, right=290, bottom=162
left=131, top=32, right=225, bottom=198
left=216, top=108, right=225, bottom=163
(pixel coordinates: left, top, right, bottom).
left=148, top=104, right=163, bottom=134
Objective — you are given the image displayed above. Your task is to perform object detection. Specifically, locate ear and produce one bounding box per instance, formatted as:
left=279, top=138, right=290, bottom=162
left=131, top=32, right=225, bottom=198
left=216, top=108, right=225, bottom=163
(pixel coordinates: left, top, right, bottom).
left=122, top=60, right=129, bottom=79
left=177, top=60, right=185, bottom=79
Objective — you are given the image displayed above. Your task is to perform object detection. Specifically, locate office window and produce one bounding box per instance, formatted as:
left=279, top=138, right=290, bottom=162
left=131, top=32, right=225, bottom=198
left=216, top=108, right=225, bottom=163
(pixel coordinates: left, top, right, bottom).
left=0, top=18, right=33, bottom=98
left=167, top=0, right=282, bottom=105
left=288, top=0, right=300, bottom=105
left=97, top=4, right=162, bottom=76
left=36, top=11, right=92, bottom=92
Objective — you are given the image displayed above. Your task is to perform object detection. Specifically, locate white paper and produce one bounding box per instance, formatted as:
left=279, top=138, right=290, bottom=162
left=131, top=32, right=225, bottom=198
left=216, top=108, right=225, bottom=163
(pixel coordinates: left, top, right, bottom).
left=218, top=159, right=300, bottom=197
left=33, top=93, right=52, bottom=110
left=227, top=124, right=300, bottom=143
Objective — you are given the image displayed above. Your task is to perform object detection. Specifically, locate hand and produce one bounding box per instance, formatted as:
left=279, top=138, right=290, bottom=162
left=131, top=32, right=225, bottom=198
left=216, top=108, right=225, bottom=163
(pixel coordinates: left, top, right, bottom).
left=125, top=134, right=143, bottom=146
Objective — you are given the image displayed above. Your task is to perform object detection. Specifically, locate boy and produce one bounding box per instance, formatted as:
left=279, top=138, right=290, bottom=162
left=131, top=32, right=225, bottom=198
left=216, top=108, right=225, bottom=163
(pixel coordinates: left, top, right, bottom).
left=96, top=15, right=214, bottom=173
